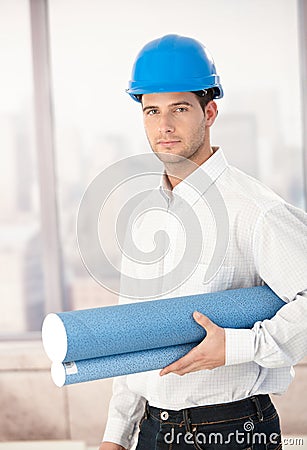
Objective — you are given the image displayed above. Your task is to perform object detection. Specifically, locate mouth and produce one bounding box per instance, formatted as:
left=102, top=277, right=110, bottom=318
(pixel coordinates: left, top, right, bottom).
left=157, top=140, right=181, bottom=147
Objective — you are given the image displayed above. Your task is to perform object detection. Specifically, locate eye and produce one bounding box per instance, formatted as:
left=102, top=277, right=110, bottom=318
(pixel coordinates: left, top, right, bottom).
left=175, top=107, right=188, bottom=113
left=146, top=109, right=159, bottom=115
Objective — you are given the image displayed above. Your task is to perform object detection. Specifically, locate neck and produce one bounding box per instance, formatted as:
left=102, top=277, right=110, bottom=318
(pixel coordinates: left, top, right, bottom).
left=164, top=144, right=214, bottom=190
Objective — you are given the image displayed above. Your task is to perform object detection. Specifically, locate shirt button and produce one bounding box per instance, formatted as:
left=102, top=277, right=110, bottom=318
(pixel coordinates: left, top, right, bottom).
left=160, top=411, right=169, bottom=420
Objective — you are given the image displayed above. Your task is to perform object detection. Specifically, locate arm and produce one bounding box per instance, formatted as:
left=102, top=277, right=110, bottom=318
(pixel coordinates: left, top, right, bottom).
left=226, top=202, right=307, bottom=368
left=225, top=290, right=307, bottom=367
left=161, top=202, right=307, bottom=375
left=100, top=225, right=147, bottom=449
left=101, top=375, right=146, bottom=448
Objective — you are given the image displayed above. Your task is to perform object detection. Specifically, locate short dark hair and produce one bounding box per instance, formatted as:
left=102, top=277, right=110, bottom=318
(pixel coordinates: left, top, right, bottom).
left=136, top=88, right=216, bottom=109
left=192, top=88, right=215, bottom=111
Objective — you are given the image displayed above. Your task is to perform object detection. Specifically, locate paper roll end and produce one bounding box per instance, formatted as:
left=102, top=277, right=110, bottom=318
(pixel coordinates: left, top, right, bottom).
left=51, top=362, right=66, bottom=387
left=42, top=313, right=67, bottom=362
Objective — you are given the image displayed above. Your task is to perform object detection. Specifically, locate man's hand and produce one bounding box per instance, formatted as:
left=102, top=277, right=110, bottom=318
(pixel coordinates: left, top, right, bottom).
left=99, top=442, right=126, bottom=450
left=160, top=311, right=225, bottom=376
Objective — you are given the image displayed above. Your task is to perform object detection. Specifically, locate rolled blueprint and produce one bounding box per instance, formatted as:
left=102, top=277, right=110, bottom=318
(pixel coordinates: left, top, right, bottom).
left=51, top=343, right=195, bottom=387
left=42, top=285, right=285, bottom=364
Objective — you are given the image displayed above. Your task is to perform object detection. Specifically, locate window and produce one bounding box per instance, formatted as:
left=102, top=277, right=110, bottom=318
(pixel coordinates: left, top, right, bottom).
left=0, top=0, right=45, bottom=334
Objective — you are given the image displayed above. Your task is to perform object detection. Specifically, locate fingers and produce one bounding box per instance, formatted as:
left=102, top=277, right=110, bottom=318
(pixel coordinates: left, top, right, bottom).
left=193, top=311, right=215, bottom=332
left=160, top=355, right=214, bottom=376
left=160, top=347, right=198, bottom=377
left=159, top=313, right=224, bottom=377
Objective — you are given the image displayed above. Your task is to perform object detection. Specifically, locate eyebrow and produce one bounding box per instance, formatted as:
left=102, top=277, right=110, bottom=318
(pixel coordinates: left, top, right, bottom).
left=142, top=101, right=193, bottom=113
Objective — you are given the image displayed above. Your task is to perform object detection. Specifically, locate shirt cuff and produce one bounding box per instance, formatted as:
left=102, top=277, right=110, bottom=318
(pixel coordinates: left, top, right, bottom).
left=103, top=418, right=136, bottom=449
left=225, top=328, right=255, bottom=366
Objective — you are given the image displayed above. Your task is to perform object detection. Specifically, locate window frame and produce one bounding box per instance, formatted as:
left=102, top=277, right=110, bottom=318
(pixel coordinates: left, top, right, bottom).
left=29, top=0, right=65, bottom=316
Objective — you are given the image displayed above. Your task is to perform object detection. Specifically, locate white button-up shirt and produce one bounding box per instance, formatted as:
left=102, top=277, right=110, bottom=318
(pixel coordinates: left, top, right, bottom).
left=103, top=148, right=307, bottom=449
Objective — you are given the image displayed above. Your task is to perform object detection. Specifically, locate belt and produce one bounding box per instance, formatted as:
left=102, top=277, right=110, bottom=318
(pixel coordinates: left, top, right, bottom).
left=147, top=394, right=271, bottom=425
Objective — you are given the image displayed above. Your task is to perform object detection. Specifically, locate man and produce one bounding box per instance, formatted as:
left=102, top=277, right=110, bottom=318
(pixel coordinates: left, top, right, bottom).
left=100, top=34, right=307, bottom=449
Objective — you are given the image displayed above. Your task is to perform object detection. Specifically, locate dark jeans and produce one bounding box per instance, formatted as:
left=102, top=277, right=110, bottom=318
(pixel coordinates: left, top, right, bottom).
left=136, top=395, right=282, bottom=449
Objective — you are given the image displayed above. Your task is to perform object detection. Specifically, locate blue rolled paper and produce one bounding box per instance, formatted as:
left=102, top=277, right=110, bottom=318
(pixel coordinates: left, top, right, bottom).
left=42, top=285, right=285, bottom=364
left=51, top=343, right=196, bottom=386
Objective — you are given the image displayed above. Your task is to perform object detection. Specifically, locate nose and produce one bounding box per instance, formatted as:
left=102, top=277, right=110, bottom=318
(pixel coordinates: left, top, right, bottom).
left=158, top=113, right=175, bottom=134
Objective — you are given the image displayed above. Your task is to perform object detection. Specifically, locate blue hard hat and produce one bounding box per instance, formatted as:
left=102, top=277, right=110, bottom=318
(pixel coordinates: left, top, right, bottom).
left=126, top=34, right=223, bottom=102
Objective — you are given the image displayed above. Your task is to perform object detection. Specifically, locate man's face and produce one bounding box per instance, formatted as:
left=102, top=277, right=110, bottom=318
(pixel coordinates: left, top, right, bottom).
left=142, top=92, right=211, bottom=164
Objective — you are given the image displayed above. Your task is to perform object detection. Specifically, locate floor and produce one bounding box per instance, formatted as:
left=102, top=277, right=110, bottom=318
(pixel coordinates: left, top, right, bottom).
left=0, top=438, right=306, bottom=449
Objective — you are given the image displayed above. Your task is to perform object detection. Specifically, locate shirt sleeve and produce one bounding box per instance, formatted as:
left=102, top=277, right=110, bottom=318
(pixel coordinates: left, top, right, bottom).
left=102, top=238, right=147, bottom=448
left=225, top=201, right=307, bottom=368
left=102, top=375, right=146, bottom=449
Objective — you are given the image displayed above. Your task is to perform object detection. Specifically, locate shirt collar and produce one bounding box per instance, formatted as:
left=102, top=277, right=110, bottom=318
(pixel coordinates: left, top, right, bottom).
left=159, top=147, right=229, bottom=205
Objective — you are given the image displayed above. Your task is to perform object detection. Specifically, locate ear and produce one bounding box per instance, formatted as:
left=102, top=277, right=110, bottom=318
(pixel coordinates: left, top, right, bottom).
left=205, top=101, right=218, bottom=127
